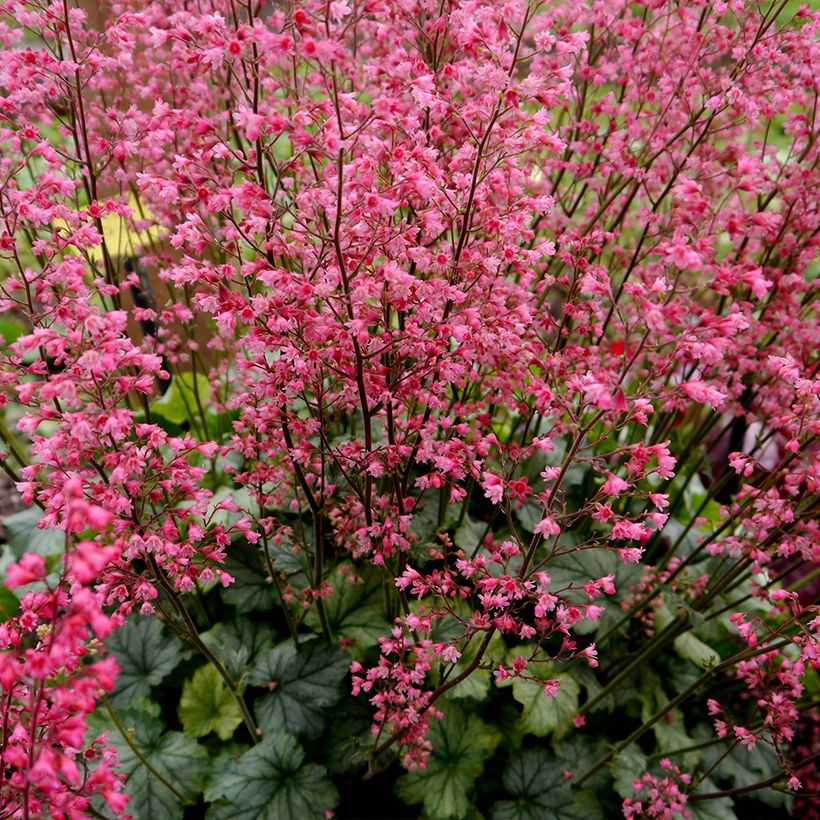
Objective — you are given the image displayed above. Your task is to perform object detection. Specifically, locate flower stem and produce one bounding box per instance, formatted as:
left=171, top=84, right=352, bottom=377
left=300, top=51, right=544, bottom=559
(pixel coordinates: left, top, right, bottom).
left=101, top=696, right=191, bottom=806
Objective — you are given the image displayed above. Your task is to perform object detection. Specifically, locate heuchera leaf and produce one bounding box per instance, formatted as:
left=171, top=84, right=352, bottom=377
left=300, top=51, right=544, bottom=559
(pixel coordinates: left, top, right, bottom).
left=491, top=749, right=603, bottom=820
left=178, top=663, right=243, bottom=741
left=687, top=778, right=737, bottom=820
left=453, top=513, right=487, bottom=554
left=2, top=506, right=64, bottom=558
left=0, top=586, right=20, bottom=620
left=106, top=617, right=188, bottom=708
left=248, top=639, right=349, bottom=739
left=443, top=629, right=505, bottom=702
left=206, top=485, right=255, bottom=528
left=204, top=731, right=338, bottom=820
left=221, top=543, right=279, bottom=614
left=703, top=741, right=784, bottom=812
left=512, top=673, right=579, bottom=738
left=395, top=704, right=500, bottom=820
left=0, top=315, right=26, bottom=347
left=546, top=547, right=618, bottom=591
left=653, top=711, right=698, bottom=764
left=656, top=602, right=719, bottom=669
left=303, top=566, right=389, bottom=659
left=201, top=615, right=276, bottom=682
left=673, top=631, right=721, bottom=670
left=324, top=699, right=372, bottom=774
left=552, top=736, right=611, bottom=792
left=109, top=709, right=209, bottom=820
left=150, top=371, right=213, bottom=427
left=611, top=746, right=648, bottom=799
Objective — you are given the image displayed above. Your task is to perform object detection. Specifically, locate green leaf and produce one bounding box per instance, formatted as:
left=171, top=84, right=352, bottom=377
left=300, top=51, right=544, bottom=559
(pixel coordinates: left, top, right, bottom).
left=688, top=778, right=736, bottom=820
left=497, top=701, right=527, bottom=751
left=611, top=746, right=647, bottom=799
left=0, top=586, right=20, bottom=620
left=272, top=133, right=292, bottom=164
left=655, top=601, right=713, bottom=666
left=221, top=539, right=309, bottom=615
left=512, top=673, right=579, bottom=739
left=673, top=631, right=721, bottom=670
left=2, top=506, right=64, bottom=558
left=249, top=640, right=349, bottom=739
left=221, top=543, right=279, bottom=614
left=204, top=731, right=338, bottom=820
left=201, top=615, right=276, bottom=682
left=395, top=704, right=500, bottom=820
left=492, top=419, right=513, bottom=440
left=109, top=709, right=208, bottom=820
left=689, top=800, right=736, bottom=820
left=269, top=537, right=311, bottom=583
left=491, top=749, right=603, bottom=820
left=546, top=548, right=619, bottom=636
left=207, top=485, right=255, bottom=528
left=688, top=490, right=723, bottom=526
left=514, top=502, right=542, bottom=533
left=443, top=629, right=505, bottom=702
left=106, top=617, right=188, bottom=708
left=547, top=547, right=618, bottom=591
left=304, top=566, right=389, bottom=659
left=179, top=663, right=243, bottom=741
left=424, top=598, right=472, bottom=644
left=652, top=709, right=699, bottom=766
left=453, top=513, right=487, bottom=553
left=206, top=742, right=252, bottom=778
left=0, top=316, right=26, bottom=347
left=408, top=498, right=440, bottom=547
left=572, top=664, right=608, bottom=709
left=664, top=591, right=706, bottom=631
left=325, top=699, right=372, bottom=774
left=552, top=736, right=611, bottom=792
left=151, top=371, right=213, bottom=428
left=637, top=673, right=701, bottom=767
left=706, top=741, right=786, bottom=811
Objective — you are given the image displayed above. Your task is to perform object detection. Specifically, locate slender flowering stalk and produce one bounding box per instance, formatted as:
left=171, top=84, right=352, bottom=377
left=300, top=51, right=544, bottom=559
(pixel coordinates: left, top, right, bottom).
left=0, top=0, right=817, bottom=817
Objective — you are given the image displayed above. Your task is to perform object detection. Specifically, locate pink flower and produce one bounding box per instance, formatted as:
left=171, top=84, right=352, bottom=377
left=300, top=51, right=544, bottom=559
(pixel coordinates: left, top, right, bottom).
left=543, top=678, right=560, bottom=698
left=481, top=472, right=505, bottom=505
left=601, top=473, right=629, bottom=496
left=534, top=516, right=561, bottom=537
left=578, top=645, right=599, bottom=668
left=681, top=380, right=727, bottom=409
left=6, top=553, right=47, bottom=589
left=734, top=726, right=757, bottom=750
left=0, top=0, right=818, bottom=810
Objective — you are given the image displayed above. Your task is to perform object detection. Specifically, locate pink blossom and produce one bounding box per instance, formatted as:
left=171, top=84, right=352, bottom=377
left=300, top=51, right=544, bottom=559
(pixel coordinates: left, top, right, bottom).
left=481, top=472, right=505, bottom=505
left=543, top=679, right=560, bottom=698
left=601, top=473, right=629, bottom=496
left=6, top=553, right=47, bottom=589
left=534, top=516, right=561, bottom=537
left=681, top=380, right=727, bottom=409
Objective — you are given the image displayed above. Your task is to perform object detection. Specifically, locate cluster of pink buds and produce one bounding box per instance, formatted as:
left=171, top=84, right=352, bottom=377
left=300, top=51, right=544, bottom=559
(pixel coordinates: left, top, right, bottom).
left=1, top=528, right=127, bottom=816
left=622, top=759, right=692, bottom=820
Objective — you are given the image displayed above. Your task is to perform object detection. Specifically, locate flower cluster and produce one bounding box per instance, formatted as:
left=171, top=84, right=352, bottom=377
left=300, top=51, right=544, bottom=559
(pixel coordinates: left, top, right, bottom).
left=0, top=0, right=818, bottom=816
left=1, top=520, right=126, bottom=816
left=622, top=759, right=692, bottom=820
